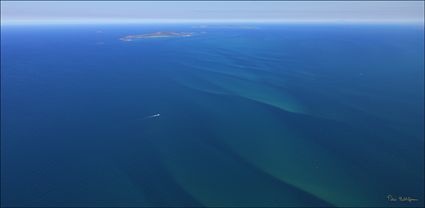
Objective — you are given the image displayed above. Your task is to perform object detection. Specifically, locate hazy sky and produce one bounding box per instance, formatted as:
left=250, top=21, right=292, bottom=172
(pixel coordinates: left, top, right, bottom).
left=1, top=1, right=424, bottom=24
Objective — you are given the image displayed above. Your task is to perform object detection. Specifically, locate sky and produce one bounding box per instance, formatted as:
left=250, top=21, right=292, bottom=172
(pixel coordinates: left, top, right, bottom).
left=1, top=1, right=424, bottom=24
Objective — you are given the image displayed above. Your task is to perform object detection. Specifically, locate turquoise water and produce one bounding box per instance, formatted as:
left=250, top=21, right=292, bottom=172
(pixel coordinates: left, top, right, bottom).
left=1, top=24, right=424, bottom=207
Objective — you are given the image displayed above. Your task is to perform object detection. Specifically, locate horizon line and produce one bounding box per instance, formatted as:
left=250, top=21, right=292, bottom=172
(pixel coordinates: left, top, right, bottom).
left=2, top=19, right=424, bottom=26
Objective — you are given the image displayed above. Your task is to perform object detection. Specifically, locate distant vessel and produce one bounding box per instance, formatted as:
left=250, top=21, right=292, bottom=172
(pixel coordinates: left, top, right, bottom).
left=141, top=113, right=160, bottom=120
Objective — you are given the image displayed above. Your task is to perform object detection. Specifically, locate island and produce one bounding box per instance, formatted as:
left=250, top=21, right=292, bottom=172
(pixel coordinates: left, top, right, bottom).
left=119, top=32, right=194, bottom=41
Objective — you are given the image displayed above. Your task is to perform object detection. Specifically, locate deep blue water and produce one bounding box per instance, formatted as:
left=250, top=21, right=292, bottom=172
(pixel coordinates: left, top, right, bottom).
left=1, top=24, right=424, bottom=207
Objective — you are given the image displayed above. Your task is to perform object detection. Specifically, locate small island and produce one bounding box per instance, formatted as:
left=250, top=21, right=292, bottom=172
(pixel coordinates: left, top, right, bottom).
left=120, top=32, right=193, bottom=41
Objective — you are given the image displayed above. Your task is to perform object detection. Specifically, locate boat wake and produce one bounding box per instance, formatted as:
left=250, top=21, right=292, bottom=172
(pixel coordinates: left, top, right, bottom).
left=140, top=113, right=160, bottom=120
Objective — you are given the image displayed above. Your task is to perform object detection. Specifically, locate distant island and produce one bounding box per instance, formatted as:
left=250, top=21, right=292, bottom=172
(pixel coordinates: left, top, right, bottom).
left=120, top=32, right=194, bottom=41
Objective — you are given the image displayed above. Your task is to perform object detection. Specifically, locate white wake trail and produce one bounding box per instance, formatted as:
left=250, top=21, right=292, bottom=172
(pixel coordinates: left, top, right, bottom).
left=140, top=113, right=160, bottom=120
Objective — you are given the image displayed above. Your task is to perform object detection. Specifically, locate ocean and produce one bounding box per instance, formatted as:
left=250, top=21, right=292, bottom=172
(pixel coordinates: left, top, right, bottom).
left=1, top=24, right=424, bottom=207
